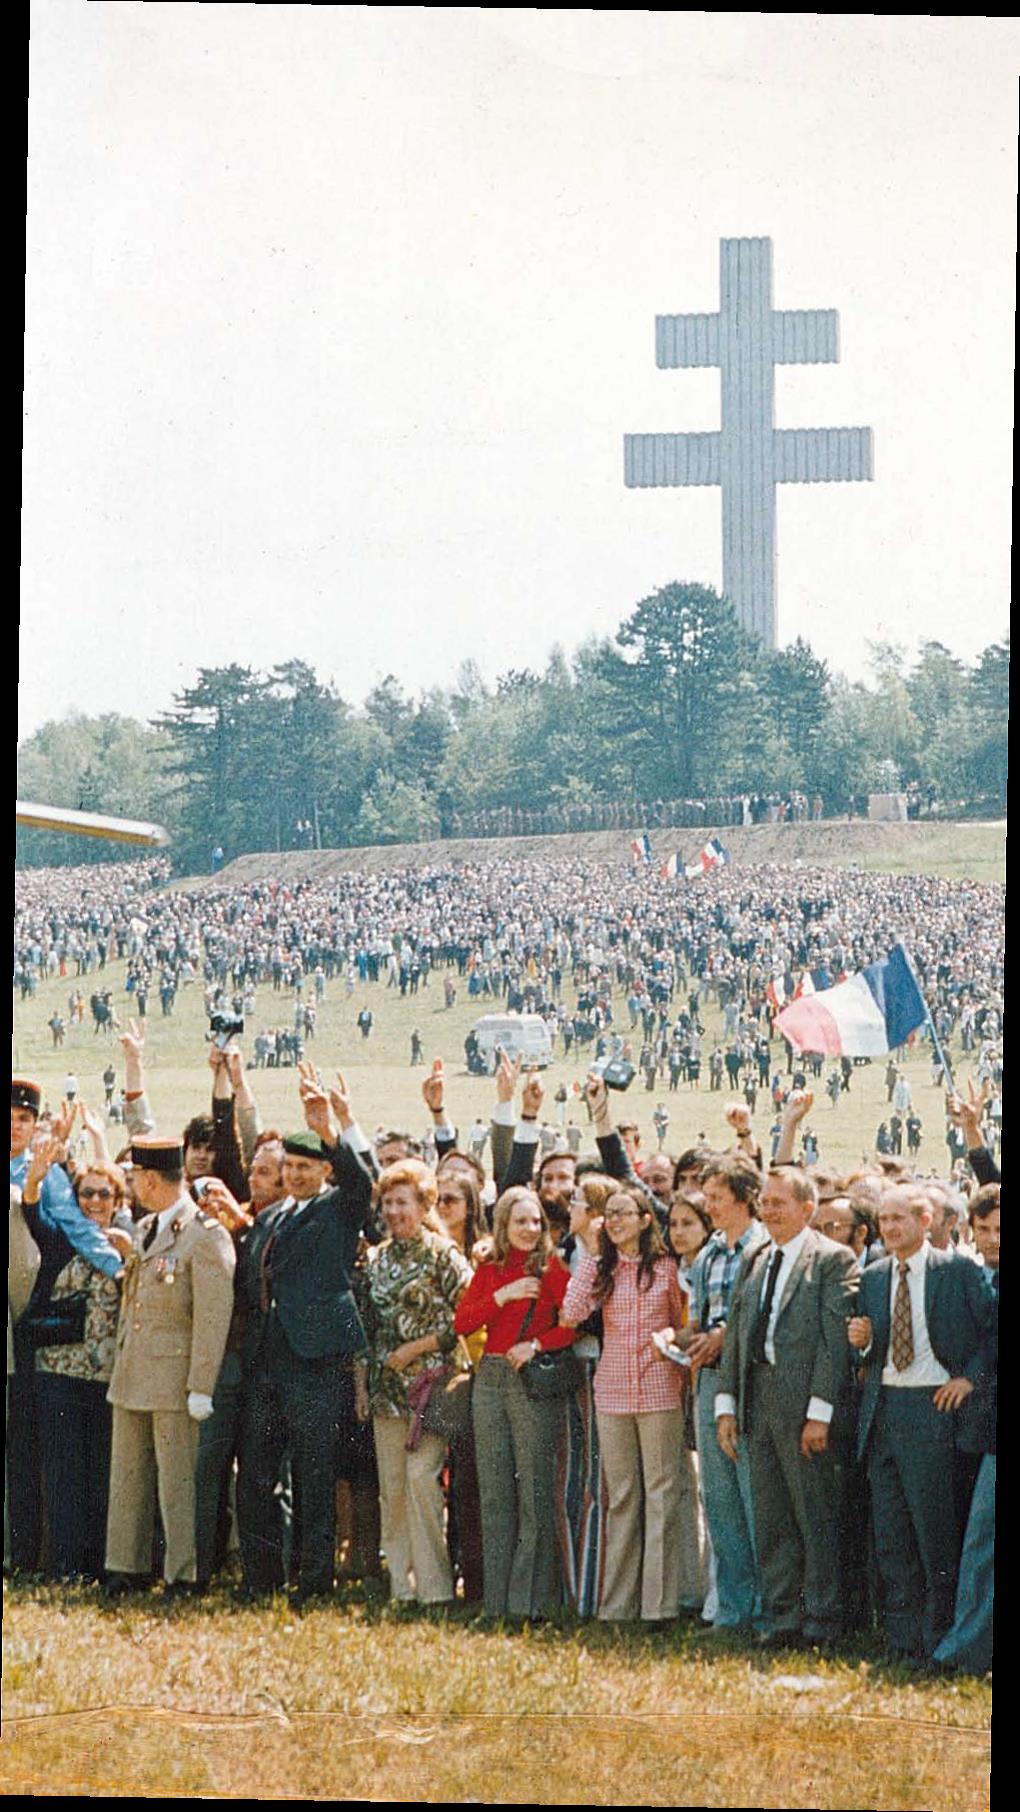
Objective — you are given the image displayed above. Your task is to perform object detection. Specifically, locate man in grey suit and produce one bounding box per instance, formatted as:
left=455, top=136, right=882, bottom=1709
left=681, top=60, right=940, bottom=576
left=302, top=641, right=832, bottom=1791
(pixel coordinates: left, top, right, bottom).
left=716, top=1166, right=859, bottom=1648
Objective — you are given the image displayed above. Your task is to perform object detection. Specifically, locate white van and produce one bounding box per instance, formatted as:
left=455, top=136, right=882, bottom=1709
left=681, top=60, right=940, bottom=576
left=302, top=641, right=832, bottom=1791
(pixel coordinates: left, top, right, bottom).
left=470, top=1012, right=553, bottom=1072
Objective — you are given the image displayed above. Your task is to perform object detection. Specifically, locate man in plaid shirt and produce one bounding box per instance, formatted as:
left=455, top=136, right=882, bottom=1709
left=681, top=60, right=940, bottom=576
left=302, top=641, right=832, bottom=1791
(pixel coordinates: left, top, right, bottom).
left=687, top=1154, right=769, bottom=1631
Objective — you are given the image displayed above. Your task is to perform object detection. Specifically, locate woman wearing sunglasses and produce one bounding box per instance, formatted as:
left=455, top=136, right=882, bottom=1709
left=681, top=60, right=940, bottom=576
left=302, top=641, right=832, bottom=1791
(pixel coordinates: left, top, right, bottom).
left=34, top=1161, right=133, bottom=1580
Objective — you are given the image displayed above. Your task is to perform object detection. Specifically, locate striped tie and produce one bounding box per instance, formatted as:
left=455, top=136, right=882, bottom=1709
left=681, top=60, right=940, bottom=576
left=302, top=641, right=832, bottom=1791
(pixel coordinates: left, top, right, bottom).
left=891, top=1260, right=914, bottom=1371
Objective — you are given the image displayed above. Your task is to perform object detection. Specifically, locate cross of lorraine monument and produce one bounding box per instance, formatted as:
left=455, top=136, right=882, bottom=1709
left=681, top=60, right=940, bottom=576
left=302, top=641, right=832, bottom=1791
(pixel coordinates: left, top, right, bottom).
left=624, top=236, right=873, bottom=649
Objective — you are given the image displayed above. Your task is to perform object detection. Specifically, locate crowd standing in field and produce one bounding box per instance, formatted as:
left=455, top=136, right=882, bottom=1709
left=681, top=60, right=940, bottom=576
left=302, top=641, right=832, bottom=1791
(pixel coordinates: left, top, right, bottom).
left=8, top=852, right=1000, bottom=1673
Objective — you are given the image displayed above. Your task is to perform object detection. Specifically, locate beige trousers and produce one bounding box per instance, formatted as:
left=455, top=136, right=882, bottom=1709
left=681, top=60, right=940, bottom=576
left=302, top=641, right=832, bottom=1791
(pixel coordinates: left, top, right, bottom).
left=596, top=1407, right=686, bottom=1622
left=105, top=1406, right=199, bottom=1583
left=373, top=1414, right=453, bottom=1604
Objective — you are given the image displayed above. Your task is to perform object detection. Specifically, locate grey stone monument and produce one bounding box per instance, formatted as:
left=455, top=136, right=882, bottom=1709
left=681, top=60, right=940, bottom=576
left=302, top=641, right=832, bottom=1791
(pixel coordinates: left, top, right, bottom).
left=624, top=236, right=874, bottom=648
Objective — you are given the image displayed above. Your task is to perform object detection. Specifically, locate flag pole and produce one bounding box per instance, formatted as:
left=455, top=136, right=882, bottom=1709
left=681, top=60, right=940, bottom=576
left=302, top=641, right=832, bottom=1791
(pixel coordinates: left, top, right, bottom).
left=896, top=939, right=956, bottom=1094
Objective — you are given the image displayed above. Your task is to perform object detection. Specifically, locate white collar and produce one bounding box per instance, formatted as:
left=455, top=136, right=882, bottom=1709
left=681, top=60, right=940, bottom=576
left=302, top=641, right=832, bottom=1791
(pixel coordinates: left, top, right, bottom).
left=772, top=1225, right=810, bottom=1268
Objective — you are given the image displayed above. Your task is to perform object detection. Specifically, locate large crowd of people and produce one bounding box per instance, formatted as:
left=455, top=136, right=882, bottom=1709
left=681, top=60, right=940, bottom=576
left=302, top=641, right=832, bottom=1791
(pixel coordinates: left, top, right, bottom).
left=8, top=848, right=1001, bottom=1674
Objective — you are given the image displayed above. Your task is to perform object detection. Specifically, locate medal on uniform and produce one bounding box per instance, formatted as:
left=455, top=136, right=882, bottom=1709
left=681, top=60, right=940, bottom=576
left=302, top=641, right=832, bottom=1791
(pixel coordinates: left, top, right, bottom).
left=162, top=1255, right=178, bottom=1285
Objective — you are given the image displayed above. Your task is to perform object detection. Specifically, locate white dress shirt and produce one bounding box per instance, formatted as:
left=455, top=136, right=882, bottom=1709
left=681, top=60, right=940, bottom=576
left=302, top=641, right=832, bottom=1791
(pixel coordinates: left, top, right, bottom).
left=716, top=1228, right=833, bottom=1425
left=880, top=1241, right=950, bottom=1389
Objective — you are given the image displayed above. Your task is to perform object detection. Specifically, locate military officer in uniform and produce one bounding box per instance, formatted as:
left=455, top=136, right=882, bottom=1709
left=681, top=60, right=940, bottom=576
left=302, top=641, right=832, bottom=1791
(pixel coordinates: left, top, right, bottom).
left=105, top=1135, right=235, bottom=1595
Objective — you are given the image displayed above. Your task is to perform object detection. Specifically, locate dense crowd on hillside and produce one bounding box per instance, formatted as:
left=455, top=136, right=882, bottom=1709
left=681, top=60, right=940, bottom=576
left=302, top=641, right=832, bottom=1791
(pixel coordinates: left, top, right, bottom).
left=9, top=850, right=1000, bottom=1673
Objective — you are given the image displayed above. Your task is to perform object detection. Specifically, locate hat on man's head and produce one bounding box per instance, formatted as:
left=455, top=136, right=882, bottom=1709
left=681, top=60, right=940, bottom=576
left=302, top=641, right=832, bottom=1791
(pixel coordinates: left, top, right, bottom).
left=282, top=1130, right=329, bottom=1160
left=130, top=1135, right=185, bottom=1174
left=12, top=1078, right=42, bottom=1116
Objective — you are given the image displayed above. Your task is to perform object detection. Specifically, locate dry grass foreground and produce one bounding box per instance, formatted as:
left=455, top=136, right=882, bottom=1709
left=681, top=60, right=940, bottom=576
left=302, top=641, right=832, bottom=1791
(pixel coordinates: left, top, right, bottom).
left=2, top=1584, right=990, bottom=1806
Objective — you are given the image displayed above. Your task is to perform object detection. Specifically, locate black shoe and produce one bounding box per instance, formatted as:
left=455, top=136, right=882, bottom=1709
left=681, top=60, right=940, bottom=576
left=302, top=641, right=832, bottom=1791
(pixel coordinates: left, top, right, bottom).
left=756, top=1628, right=805, bottom=1651
left=232, top=1583, right=275, bottom=1606
left=102, top=1573, right=147, bottom=1599
left=290, top=1585, right=334, bottom=1611
left=162, top=1580, right=199, bottom=1602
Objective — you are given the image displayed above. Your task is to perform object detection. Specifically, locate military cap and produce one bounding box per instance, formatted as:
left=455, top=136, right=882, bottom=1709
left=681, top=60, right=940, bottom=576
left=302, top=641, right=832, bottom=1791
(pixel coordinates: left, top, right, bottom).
left=130, top=1135, right=185, bottom=1174
left=12, top=1078, right=42, bottom=1116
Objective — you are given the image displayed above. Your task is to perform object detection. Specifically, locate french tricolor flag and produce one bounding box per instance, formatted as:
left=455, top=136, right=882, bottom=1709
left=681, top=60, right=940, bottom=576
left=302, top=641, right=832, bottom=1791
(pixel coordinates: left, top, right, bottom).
left=631, top=833, right=653, bottom=865
left=776, top=944, right=927, bottom=1058
left=659, top=851, right=684, bottom=879
left=684, top=837, right=730, bottom=879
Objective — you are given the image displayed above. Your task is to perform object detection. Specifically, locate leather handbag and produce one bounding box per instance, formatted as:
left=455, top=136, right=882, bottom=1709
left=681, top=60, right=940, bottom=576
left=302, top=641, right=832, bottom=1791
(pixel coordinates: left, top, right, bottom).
left=21, top=1292, right=88, bottom=1349
left=405, top=1355, right=474, bottom=1449
left=518, top=1300, right=583, bottom=1402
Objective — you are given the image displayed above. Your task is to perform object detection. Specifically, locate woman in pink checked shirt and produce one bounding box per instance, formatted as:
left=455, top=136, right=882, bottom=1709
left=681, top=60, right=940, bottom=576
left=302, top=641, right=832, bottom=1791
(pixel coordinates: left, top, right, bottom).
left=562, top=1181, right=687, bottom=1626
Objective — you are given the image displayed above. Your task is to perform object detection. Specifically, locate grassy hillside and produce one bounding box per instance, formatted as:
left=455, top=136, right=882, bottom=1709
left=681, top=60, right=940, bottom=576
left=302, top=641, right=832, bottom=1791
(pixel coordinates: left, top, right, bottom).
left=195, top=818, right=1006, bottom=890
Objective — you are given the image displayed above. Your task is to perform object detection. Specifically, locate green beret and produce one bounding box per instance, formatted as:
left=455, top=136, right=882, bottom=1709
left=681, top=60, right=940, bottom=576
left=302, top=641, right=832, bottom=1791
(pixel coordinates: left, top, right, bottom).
left=282, top=1131, right=330, bottom=1159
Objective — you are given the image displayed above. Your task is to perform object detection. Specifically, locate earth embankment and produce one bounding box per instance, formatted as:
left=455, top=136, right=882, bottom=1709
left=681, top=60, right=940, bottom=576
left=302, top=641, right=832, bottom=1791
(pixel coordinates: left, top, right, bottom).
left=177, top=818, right=1004, bottom=889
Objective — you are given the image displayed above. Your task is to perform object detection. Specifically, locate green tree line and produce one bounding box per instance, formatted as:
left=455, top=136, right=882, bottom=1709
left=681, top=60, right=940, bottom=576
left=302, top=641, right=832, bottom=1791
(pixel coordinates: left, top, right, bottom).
left=16, top=585, right=1008, bottom=869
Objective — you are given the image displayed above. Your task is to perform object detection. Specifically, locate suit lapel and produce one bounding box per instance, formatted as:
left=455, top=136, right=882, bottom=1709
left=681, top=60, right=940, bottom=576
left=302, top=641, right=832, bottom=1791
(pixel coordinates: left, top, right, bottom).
left=870, top=1258, right=893, bottom=1363
left=774, top=1231, right=813, bottom=1324
left=924, top=1245, right=947, bottom=1342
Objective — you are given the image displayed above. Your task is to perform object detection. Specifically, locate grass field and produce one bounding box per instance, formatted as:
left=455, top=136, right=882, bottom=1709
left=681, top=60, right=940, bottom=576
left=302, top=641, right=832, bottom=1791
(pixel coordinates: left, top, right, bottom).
left=1, top=1582, right=992, bottom=1806
left=11, top=940, right=987, bottom=1182
left=7, top=832, right=998, bottom=1805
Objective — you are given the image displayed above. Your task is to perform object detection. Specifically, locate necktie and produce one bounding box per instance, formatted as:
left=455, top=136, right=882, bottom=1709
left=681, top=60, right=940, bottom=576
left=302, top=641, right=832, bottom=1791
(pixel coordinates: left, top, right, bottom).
left=891, top=1260, right=914, bottom=1370
left=752, top=1248, right=783, bottom=1364
left=142, top=1217, right=159, bottom=1251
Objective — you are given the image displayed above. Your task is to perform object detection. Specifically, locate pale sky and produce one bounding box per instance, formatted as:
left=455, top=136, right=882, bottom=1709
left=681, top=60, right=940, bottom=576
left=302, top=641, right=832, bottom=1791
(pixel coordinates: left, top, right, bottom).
left=21, top=7, right=1017, bottom=738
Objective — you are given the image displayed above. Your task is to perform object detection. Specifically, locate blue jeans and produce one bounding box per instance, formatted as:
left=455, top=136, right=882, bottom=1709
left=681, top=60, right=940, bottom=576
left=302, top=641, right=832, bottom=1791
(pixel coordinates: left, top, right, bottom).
left=696, top=1368, right=762, bottom=1629
left=934, top=1453, right=994, bottom=1674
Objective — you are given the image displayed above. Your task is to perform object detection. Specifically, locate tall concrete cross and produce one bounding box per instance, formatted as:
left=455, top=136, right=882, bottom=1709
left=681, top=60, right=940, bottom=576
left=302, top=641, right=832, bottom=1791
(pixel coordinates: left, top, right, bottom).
left=624, top=236, right=873, bottom=648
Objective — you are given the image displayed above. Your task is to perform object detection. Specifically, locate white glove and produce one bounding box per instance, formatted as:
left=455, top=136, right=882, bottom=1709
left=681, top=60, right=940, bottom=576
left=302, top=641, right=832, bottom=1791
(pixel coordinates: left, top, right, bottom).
left=187, top=1391, right=215, bottom=1422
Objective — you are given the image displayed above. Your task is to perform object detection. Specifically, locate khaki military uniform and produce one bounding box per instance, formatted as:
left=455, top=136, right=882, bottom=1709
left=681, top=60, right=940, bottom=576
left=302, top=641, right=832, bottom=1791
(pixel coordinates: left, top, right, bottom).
left=106, top=1197, right=235, bottom=1584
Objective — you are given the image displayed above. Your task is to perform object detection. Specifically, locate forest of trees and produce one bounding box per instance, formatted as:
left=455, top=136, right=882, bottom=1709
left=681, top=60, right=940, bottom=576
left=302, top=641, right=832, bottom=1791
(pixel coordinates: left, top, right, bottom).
left=16, top=584, right=1009, bottom=871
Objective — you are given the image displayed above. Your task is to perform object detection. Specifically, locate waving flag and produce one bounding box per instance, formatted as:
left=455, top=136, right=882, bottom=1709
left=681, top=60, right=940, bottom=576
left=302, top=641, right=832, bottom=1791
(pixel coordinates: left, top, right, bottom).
left=684, top=837, right=730, bottom=879
left=630, top=833, right=653, bottom=865
left=659, top=851, right=684, bottom=879
left=777, top=944, right=927, bottom=1057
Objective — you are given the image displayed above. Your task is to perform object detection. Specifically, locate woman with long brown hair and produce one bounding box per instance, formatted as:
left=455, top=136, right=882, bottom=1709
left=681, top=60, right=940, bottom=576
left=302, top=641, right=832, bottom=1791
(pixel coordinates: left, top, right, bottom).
left=562, top=1181, right=687, bottom=1625
left=453, top=1186, right=576, bottom=1621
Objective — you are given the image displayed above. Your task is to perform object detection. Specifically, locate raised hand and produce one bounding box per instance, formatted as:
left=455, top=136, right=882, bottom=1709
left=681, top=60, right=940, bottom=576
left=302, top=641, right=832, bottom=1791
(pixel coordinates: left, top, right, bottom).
left=78, top=1101, right=111, bottom=1165
left=51, top=1099, right=78, bottom=1146
left=328, top=1070, right=354, bottom=1133
left=298, top=1062, right=335, bottom=1143
left=494, top=1047, right=522, bottom=1105
left=946, top=1076, right=992, bottom=1149
left=197, top=1176, right=253, bottom=1233
left=26, top=1134, right=65, bottom=1190
left=725, top=1101, right=753, bottom=1137
left=521, top=1068, right=544, bottom=1120
left=421, top=1059, right=446, bottom=1118
left=781, top=1088, right=814, bottom=1125
left=119, top=1020, right=145, bottom=1065
left=583, top=1071, right=610, bottom=1124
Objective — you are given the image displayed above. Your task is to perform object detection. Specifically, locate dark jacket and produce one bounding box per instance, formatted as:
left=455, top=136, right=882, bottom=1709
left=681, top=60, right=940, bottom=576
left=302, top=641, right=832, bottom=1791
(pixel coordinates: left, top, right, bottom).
left=238, top=1139, right=375, bottom=1365
left=853, top=1247, right=996, bottom=1461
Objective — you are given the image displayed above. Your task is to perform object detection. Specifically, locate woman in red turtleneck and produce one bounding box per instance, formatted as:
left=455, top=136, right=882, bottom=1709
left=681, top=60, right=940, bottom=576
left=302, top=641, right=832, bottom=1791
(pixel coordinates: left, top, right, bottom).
left=454, top=1185, right=576, bottom=1621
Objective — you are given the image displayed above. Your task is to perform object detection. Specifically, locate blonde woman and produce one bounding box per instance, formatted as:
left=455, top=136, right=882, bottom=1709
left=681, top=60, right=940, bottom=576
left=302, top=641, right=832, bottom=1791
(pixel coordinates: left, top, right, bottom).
left=357, top=1160, right=471, bottom=1606
left=453, top=1186, right=575, bottom=1621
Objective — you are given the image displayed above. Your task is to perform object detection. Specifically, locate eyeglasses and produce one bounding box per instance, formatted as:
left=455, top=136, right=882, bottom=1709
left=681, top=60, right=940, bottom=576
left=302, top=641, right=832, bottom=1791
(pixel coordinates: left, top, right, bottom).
left=79, top=1186, right=115, bottom=1201
left=436, top=1193, right=465, bottom=1207
left=604, top=1206, right=642, bottom=1221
